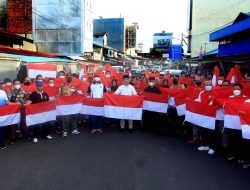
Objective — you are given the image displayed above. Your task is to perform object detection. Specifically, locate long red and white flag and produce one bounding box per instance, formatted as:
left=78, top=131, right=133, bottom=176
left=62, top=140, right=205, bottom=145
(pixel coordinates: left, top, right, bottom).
left=25, top=101, right=56, bottom=126
left=240, top=112, right=250, bottom=139
left=28, top=64, right=57, bottom=78
left=81, top=97, right=104, bottom=116
left=224, top=99, right=247, bottom=130
left=143, top=92, right=168, bottom=113
left=56, top=96, right=84, bottom=116
left=212, top=66, right=220, bottom=87
left=104, top=93, right=144, bottom=120
left=0, top=104, right=21, bottom=127
left=79, top=64, right=88, bottom=79
left=185, top=100, right=217, bottom=130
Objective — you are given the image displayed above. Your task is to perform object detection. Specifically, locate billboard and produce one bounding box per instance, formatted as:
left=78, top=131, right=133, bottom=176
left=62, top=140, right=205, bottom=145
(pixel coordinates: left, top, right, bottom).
left=153, top=32, right=173, bottom=49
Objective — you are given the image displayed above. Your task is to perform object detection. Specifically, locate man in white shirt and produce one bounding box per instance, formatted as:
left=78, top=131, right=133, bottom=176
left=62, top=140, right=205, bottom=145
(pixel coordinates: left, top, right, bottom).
left=115, top=75, right=137, bottom=132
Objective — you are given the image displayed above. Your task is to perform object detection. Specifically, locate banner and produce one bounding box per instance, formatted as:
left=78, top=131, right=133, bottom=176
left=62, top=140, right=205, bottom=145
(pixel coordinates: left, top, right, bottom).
left=185, top=100, right=217, bottom=130
left=0, top=104, right=21, bottom=127
left=56, top=96, right=84, bottom=116
left=81, top=97, right=104, bottom=116
left=240, top=112, right=250, bottom=139
left=25, top=101, right=56, bottom=126
left=143, top=92, right=168, bottom=113
left=28, top=64, right=57, bottom=78
left=104, top=93, right=143, bottom=120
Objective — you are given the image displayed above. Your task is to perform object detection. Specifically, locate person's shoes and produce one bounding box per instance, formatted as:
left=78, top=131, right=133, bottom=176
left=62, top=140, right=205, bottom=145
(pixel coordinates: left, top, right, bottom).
left=72, top=129, right=80, bottom=135
left=0, top=145, right=7, bottom=150
left=208, top=149, right=215, bottom=155
left=97, top=129, right=103, bottom=133
left=243, top=162, right=250, bottom=169
left=128, top=128, right=134, bottom=133
left=198, top=146, right=209, bottom=151
left=90, top=129, right=97, bottom=134
left=226, top=156, right=235, bottom=161
left=63, top=132, right=68, bottom=137
left=46, top=135, right=53, bottom=140
left=238, top=159, right=245, bottom=164
left=33, top=138, right=38, bottom=143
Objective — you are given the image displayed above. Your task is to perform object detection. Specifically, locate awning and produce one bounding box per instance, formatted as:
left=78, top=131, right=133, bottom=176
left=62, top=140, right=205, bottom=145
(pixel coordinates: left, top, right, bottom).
left=210, top=17, right=250, bottom=41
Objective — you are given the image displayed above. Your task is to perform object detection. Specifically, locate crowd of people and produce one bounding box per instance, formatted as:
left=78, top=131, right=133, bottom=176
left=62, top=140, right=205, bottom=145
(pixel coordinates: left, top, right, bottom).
left=1, top=66, right=250, bottom=169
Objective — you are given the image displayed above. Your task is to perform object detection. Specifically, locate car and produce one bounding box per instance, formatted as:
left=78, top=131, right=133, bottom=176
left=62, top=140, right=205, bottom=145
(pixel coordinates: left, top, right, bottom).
left=162, top=69, right=183, bottom=76
left=131, top=66, right=141, bottom=75
left=152, top=65, right=161, bottom=72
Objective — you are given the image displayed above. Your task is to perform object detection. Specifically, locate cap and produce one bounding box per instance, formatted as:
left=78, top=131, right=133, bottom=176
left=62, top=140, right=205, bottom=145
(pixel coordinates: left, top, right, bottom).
left=36, top=81, right=43, bottom=87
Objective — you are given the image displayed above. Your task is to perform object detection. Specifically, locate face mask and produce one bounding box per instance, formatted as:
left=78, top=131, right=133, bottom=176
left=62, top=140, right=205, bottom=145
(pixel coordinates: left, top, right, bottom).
left=24, top=81, right=31, bottom=86
left=205, top=85, right=213, bottom=92
left=82, top=77, right=87, bottom=82
left=14, top=85, right=21, bottom=90
left=59, top=76, right=65, bottom=79
left=6, top=82, right=12, bottom=86
left=106, top=74, right=111, bottom=78
left=195, top=81, right=202, bottom=86
left=218, top=80, right=223, bottom=85
left=49, top=83, right=54, bottom=87
left=233, top=90, right=241, bottom=96
left=94, top=77, right=100, bottom=82
left=149, top=82, right=155, bottom=87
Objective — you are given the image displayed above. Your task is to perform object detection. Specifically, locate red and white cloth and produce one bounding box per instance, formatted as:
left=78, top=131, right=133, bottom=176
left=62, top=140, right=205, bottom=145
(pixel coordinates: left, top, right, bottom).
left=81, top=97, right=104, bottom=116
left=25, top=101, right=56, bottom=126
left=28, top=64, right=57, bottom=78
left=240, top=112, right=250, bottom=139
left=212, top=66, right=220, bottom=87
left=185, top=100, right=217, bottom=130
left=0, top=105, right=21, bottom=127
left=104, top=93, right=143, bottom=120
left=143, top=92, right=168, bottom=113
left=56, top=96, right=84, bottom=116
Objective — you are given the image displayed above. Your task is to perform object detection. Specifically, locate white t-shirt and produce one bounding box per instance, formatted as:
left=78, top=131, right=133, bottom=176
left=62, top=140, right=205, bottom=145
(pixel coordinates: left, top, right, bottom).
left=90, top=83, right=105, bottom=98
left=115, top=85, right=137, bottom=96
left=0, top=90, right=8, bottom=106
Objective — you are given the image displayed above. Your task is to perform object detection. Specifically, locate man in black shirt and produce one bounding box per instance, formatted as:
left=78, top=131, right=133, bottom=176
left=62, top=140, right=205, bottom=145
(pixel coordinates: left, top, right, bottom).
left=27, top=81, right=52, bottom=143
left=142, top=77, right=162, bottom=133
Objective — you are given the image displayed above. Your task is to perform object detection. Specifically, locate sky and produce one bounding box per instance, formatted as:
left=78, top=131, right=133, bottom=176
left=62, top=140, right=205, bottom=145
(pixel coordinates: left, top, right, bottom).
left=93, top=0, right=188, bottom=52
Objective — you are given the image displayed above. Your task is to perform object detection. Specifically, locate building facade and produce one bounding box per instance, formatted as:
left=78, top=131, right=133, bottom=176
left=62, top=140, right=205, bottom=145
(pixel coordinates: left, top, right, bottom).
left=188, top=0, right=250, bottom=57
left=94, top=18, right=125, bottom=53
left=32, top=0, right=93, bottom=56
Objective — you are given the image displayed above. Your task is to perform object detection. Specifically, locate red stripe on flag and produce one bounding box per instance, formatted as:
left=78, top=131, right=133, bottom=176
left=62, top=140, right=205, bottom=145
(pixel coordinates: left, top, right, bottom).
left=25, top=101, right=56, bottom=115
left=224, top=99, right=248, bottom=115
left=0, top=104, right=20, bottom=116
left=104, top=93, right=143, bottom=108
left=83, top=97, right=104, bottom=107
left=143, top=92, right=168, bottom=103
left=56, top=96, right=84, bottom=105
left=186, top=100, right=217, bottom=117
left=27, top=64, right=57, bottom=71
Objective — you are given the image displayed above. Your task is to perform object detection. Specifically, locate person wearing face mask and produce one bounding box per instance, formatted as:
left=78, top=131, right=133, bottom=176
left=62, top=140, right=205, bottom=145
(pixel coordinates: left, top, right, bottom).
left=7, top=79, right=28, bottom=144
left=58, top=74, right=80, bottom=137
left=195, top=80, right=216, bottom=155
left=35, top=74, right=43, bottom=83
left=23, top=77, right=32, bottom=86
left=142, top=77, right=162, bottom=133
left=217, top=75, right=225, bottom=87
left=4, top=78, right=12, bottom=93
left=88, top=75, right=107, bottom=133
left=58, top=71, right=66, bottom=79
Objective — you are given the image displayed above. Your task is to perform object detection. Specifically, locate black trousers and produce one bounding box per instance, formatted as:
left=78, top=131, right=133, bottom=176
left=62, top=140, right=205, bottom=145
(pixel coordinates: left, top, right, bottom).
left=31, top=122, right=51, bottom=138
left=226, top=128, right=242, bottom=158
left=200, top=127, right=216, bottom=149
left=142, top=111, right=161, bottom=132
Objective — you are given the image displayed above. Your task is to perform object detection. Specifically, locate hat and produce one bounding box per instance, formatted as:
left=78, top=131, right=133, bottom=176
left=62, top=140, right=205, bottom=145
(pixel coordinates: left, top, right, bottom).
left=36, top=81, right=43, bottom=87
left=148, top=77, right=155, bottom=82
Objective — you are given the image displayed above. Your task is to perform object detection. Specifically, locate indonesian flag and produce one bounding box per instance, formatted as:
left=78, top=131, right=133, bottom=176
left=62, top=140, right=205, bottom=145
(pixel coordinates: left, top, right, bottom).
left=104, top=64, right=123, bottom=85
left=43, top=85, right=59, bottom=100
left=0, top=105, right=20, bottom=127
left=185, top=100, right=217, bottom=130
left=226, top=68, right=237, bottom=84
left=25, top=101, right=56, bottom=126
left=95, top=70, right=111, bottom=88
left=21, top=84, right=36, bottom=94
left=56, top=96, right=84, bottom=116
left=79, top=64, right=88, bottom=79
left=81, top=97, right=104, bottom=116
left=212, top=66, right=220, bottom=87
left=104, top=93, right=144, bottom=120
left=28, top=64, right=57, bottom=78
left=143, top=92, right=168, bottom=113
left=240, top=112, right=250, bottom=139
left=224, top=99, right=247, bottom=130
left=226, top=65, right=243, bottom=85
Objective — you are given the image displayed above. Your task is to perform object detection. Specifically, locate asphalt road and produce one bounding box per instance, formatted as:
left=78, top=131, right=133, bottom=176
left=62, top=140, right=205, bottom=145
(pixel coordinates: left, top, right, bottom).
left=0, top=127, right=250, bottom=190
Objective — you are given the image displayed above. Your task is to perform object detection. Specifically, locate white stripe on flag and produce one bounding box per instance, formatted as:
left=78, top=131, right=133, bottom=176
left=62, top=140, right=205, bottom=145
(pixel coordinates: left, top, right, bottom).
left=143, top=101, right=168, bottom=113
left=81, top=105, right=104, bottom=116
left=28, top=69, right=57, bottom=78
left=56, top=104, right=82, bottom=116
left=216, top=109, right=224, bottom=121
left=176, top=104, right=186, bottom=116
left=224, top=115, right=241, bottom=130
left=185, top=110, right=215, bottom=130
left=168, top=97, right=176, bottom=107
left=104, top=106, right=142, bottom=120
left=0, top=113, right=20, bottom=127
left=26, top=110, right=56, bottom=126
left=242, top=125, right=250, bottom=140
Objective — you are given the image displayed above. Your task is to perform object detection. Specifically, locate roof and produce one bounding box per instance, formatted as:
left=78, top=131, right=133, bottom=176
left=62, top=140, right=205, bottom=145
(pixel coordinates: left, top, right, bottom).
left=0, top=53, right=76, bottom=63
left=93, top=32, right=108, bottom=37
left=205, top=49, right=218, bottom=56
left=210, top=12, right=250, bottom=41
left=154, top=32, right=173, bottom=36
left=0, top=29, right=33, bottom=45
left=0, top=45, right=60, bottom=58
left=93, top=41, right=121, bottom=52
